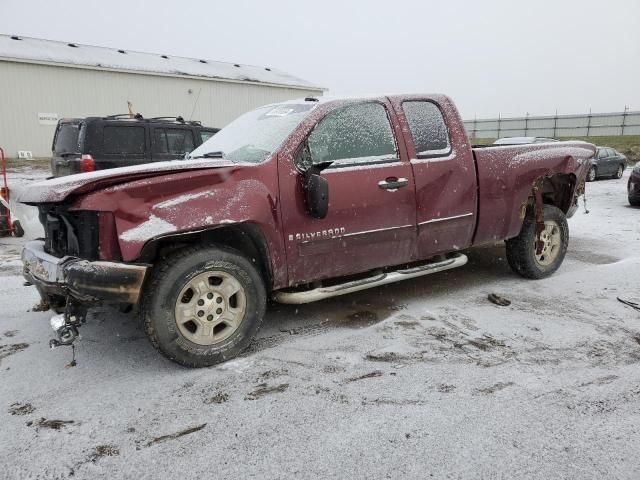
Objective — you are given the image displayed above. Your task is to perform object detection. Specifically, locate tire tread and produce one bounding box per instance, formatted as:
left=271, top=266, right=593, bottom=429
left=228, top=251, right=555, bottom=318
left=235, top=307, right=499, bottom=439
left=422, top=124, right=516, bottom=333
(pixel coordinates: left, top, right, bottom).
left=140, top=244, right=266, bottom=367
left=506, top=205, right=568, bottom=280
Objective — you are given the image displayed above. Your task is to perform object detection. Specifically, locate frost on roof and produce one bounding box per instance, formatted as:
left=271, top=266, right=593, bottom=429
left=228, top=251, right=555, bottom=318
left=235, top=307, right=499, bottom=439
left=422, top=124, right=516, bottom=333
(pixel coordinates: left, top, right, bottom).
left=0, top=34, right=322, bottom=90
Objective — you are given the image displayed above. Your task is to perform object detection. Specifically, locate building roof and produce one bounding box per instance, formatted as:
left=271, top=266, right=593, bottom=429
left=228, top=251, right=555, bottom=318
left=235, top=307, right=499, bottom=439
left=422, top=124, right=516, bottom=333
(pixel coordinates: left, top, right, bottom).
left=0, top=34, right=323, bottom=91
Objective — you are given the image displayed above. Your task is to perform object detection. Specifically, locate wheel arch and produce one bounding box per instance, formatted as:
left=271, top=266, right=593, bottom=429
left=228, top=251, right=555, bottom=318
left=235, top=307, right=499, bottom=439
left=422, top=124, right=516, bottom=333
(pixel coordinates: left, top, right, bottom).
left=138, top=223, right=273, bottom=290
left=510, top=173, right=576, bottom=240
left=537, top=173, right=577, bottom=214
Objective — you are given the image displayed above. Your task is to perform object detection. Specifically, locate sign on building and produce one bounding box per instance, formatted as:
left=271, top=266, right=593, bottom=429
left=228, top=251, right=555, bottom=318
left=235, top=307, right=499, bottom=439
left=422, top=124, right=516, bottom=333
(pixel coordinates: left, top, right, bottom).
left=37, top=113, right=59, bottom=125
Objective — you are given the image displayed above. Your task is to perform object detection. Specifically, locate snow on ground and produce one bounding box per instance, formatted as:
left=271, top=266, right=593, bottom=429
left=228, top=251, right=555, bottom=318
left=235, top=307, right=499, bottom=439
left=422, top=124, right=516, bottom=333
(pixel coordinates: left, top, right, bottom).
left=1, top=165, right=639, bottom=479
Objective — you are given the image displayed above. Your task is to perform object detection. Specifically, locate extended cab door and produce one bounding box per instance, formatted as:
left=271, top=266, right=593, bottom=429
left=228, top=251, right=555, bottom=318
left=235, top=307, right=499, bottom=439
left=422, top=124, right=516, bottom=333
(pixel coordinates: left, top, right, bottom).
left=391, top=97, right=477, bottom=259
left=278, top=101, right=417, bottom=286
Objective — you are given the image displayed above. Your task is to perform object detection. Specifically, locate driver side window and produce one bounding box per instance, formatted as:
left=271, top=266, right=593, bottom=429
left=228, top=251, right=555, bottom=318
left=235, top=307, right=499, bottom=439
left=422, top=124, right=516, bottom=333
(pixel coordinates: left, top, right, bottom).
left=306, top=103, right=398, bottom=167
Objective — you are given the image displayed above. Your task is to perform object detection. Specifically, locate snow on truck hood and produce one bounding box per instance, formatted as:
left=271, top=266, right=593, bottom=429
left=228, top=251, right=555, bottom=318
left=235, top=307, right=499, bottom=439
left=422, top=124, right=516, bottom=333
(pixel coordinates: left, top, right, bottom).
left=17, top=159, right=243, bottom=204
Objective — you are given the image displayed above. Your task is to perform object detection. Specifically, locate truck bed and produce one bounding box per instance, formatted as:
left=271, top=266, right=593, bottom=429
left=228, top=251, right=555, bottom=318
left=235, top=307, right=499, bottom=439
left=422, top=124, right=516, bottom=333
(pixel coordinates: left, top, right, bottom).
left=471, top=141, right=595, bottom=245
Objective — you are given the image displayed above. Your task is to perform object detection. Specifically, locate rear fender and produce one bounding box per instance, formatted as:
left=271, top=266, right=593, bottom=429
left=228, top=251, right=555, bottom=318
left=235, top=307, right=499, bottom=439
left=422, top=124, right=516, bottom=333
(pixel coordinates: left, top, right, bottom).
left=473, top=142, right=594, bottom=244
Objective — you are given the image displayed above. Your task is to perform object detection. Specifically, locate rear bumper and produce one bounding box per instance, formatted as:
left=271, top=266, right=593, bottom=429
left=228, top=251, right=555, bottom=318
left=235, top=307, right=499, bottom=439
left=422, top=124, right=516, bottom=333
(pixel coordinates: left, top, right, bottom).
left=22, top=240, right=148, bottom=305
left=51, top=157, right=79, bottom=177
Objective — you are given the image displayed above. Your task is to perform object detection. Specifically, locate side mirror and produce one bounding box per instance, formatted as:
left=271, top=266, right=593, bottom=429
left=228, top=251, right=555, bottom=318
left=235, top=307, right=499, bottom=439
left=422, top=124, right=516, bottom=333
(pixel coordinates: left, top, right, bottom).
left=304, top=165, right=330, bottom=219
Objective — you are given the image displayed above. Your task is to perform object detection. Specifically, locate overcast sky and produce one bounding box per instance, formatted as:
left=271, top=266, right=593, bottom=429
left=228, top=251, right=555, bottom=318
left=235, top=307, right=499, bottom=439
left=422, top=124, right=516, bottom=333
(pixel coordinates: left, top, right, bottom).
left=1, top=0, right=638, bottom=118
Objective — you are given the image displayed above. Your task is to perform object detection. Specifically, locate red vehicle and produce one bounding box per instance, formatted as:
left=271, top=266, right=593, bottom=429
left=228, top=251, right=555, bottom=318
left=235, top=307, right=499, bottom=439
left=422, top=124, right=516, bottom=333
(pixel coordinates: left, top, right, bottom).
left=20, top=94, right=595, bottom=367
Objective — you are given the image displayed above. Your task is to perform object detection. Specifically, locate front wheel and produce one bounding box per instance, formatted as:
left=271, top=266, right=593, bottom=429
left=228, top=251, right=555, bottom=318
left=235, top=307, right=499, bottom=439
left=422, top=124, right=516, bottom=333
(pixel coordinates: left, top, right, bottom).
left=506, top=205, right=569, bottom=279
left=615, top=165, right=624, bottom=179
left=141, top=245, right=267, bottom=367
left=587, top=166, right=597, bottom=182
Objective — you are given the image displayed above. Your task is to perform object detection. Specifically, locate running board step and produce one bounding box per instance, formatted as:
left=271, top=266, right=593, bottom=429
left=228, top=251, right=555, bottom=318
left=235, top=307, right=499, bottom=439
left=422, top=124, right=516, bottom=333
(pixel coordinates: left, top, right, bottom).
left=273, top=253, right=468, bottom=304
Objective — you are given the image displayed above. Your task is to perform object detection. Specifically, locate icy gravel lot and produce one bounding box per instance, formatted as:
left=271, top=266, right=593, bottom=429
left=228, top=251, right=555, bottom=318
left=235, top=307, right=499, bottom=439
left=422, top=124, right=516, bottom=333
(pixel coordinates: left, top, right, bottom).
left=1, top=165, right=639, bottom=480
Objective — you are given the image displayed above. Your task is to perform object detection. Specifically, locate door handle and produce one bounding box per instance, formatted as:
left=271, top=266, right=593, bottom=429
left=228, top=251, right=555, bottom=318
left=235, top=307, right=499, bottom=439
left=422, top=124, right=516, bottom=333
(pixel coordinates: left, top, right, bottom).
left=378, top=177, right=409, bottom=191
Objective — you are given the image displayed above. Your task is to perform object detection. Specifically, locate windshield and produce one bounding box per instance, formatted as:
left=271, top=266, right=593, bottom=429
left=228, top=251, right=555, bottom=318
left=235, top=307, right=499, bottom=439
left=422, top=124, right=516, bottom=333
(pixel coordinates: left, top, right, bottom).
left=189, top=103, right=317, bottom=163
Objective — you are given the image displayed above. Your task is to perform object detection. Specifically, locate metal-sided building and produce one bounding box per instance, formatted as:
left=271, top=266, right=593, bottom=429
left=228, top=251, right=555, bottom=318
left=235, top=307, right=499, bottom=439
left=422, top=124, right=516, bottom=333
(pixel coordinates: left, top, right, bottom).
left=0, top=34, right=324, bottom=159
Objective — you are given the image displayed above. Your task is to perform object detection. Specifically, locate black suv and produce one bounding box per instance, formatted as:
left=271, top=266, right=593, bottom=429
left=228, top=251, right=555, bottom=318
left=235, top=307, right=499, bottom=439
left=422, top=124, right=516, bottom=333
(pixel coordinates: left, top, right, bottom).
left=51, top=115, right=219, bottom=177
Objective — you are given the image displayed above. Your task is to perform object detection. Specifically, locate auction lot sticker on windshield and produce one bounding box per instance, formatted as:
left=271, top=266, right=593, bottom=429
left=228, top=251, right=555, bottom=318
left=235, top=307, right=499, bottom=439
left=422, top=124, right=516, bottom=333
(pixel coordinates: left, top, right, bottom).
left=265, top=106, right=296, bottom=117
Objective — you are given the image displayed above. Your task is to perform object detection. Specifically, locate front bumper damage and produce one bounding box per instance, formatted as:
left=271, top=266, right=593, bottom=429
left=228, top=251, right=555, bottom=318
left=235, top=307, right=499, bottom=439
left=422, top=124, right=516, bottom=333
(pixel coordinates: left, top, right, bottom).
left=22, top=240, right=148, bottom=347
left=22, top=240, right=148, bottom=305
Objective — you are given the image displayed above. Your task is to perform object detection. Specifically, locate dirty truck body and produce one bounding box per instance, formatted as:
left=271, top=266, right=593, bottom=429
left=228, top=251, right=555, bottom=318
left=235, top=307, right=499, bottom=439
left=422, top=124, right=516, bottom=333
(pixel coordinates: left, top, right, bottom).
left=20, top=94, right=595, bottom=366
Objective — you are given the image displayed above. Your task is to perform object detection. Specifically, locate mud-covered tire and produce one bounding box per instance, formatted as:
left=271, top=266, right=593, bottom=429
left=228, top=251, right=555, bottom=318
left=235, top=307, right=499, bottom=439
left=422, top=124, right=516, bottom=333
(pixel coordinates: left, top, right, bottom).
left=506, top=205, right=569, bottom=279
left=141, top=245, right=266, bottom=367
left=586, top=166, right=597, bottom=182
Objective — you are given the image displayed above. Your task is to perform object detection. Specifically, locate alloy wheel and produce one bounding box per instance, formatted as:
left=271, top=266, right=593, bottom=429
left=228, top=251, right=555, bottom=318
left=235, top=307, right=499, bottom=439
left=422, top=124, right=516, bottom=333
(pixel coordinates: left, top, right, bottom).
left=174, top=271, right=247, bottom=346
left=534, top=221, right=562, bottom=267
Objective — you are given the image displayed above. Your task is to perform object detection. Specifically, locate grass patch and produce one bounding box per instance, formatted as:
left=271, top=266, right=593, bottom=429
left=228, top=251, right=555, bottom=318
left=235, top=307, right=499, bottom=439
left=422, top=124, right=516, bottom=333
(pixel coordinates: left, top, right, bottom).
left=470, top=135, right=640, bottom=164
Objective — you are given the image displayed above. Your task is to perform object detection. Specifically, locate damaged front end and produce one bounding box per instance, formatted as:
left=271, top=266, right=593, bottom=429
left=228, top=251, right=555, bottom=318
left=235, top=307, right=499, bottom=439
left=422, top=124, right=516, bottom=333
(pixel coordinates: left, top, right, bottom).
left=22, top=240, right=147, bottom=348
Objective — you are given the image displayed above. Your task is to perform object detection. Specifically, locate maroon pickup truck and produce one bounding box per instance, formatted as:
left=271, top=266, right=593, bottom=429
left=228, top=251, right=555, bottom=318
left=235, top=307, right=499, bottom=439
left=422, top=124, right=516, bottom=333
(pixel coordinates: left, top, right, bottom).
left=20, top=94, right=595, bottom=367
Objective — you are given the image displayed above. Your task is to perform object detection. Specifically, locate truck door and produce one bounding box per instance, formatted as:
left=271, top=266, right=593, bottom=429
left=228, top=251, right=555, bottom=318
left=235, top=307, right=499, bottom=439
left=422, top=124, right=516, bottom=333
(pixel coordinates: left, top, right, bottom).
left=278, top=101, right=417, bottom=286
left=392, top=98, right=477, bottom=259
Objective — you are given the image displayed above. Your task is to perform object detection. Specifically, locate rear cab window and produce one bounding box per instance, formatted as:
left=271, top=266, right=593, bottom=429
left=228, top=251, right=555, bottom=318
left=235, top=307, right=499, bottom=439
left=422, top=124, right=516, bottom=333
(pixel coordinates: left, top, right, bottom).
left=306, top=102, right=398, bottom=168
left=53, top=122, right=81, bottom=154
left=402, top=101, right=451, bottom=158
left=103, top=126, right=146, bottom=154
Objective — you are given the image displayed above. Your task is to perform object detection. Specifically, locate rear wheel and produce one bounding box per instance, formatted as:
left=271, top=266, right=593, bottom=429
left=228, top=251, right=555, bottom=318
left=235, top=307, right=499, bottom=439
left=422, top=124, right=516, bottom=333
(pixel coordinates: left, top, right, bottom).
left=141, top=245, right=266, bottom=367
left=615, top=164, right=624, bottom=179
left=506, top=205, right=569, bottom=279
left=587, top=166, right=597, bottom=182
left=630, top=195, right=640, bottom=207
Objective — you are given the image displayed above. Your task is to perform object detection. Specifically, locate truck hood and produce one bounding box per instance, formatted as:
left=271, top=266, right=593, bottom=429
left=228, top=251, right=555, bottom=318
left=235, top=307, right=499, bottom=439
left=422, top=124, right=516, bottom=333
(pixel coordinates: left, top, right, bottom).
left=17, top=159, right=244, bottom=204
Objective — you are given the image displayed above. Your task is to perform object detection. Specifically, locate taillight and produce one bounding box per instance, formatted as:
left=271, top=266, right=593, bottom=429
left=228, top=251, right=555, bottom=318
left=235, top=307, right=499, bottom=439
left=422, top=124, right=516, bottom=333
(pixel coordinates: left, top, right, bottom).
left=80, top=154, right=96, bottom=172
